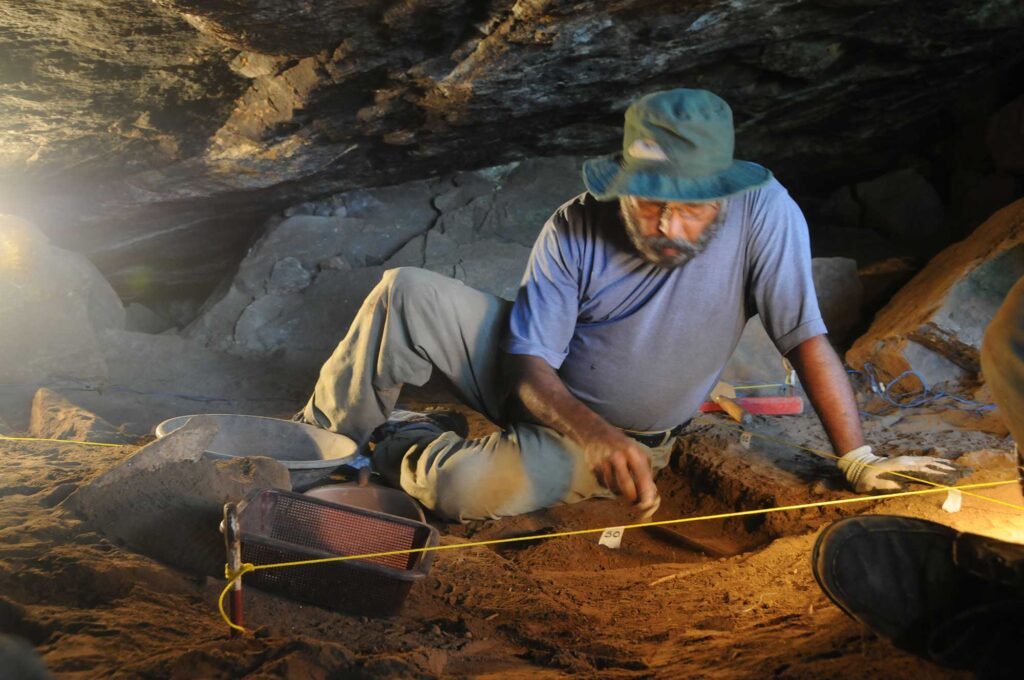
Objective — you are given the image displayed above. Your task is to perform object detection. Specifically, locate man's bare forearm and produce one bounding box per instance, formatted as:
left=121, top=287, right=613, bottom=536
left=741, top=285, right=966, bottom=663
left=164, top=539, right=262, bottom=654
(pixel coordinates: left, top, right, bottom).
left=503, top=353, right=617, bottom=446
left=786, top=335, right=864, bottom=455
left=502, top=353, right=659, bottom=511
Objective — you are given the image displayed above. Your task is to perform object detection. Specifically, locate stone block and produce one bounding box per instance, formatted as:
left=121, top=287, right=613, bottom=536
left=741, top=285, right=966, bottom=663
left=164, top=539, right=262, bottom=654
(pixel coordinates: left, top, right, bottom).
left=720, top=317, right=787, bottom=386
left=384, top=234, right=426, bottom=268
left=0, top=215, right=124, bottom=385
left=720, top=257, right=864, bottom=384
left=124, top=302, right=173, bottom=335
left=29, top=388, right=129, bottom=444
left=820, top=185, right=863, bottom=230
left=57, top=329, right=309, bottom=433
left=812, top=257, right=863, bottom=344
left=66, top=417, right=291, bottom=576
left=433, top=172, right=495, bottom=213
left=234, top=293, right=304, bottom=353
left=855, top=168, right=949, bottom=255
left=847, top=198, right=1024, bottom=388
left=267, top=256, right=313, bottom=294
left=186, top=157, right=580, bottom=361
left=479, top=157, right=585, bottom=247
left=429, top=240, right=533, bottom=302
left=256, top=267, right=388, bottom=372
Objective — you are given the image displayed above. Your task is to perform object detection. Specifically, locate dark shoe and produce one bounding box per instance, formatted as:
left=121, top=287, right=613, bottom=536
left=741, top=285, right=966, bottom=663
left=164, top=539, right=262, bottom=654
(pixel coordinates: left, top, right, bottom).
left=812, top=515, right=1024, bottom=677
left=370, top=409, right=469, bottom=444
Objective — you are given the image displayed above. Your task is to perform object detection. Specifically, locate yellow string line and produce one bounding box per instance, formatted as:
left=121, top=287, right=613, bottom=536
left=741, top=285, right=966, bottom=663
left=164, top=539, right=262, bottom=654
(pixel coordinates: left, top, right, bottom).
left=218, top=564, right=255, bottom=634
left=0, top=434, right=131, bottom=448
left=714, top=423, right=1024, bottom=512
left=217, top=478, right=1019, bottom=633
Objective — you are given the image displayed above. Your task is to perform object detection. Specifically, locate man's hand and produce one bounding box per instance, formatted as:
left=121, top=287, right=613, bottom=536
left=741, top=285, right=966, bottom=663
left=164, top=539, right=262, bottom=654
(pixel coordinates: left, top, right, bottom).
left=838, top=445, right=964, bottom=493
left=582, top=428, right=661, bottom=519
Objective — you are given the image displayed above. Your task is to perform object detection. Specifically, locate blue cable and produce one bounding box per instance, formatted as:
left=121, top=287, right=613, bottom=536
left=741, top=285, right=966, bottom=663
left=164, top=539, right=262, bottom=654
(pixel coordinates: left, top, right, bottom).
left=846, top=363, right=996, bottom=414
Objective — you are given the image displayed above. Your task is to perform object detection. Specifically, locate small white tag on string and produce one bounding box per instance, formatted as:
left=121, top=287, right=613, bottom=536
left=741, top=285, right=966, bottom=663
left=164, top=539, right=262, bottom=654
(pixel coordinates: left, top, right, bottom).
left=740, top=432, right=753, bottom=449
left=598, top=526, right=624, bottom=549
left=942, top=489, right=962, bottom=514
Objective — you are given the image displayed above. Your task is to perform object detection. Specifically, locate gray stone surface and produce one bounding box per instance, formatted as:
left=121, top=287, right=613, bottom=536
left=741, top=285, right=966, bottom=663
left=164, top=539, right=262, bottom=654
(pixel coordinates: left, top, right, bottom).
left=66, top=417, right=291, bottom=576
left=267, top=257, right=313, bottom=294
left=124, top=303, right=173, bottom=334
left=55, top=329, right=310, bottom=434
left=720, top=257, right=864, bottom=385
left=720, top=318, right=787, bottom=386
left=855, top=168, right=949, bottom=255
left=0, top=215, right=124, bottom=385
left=811, top=257, right=864, bottom=344
left=187, top=156, right=584, bottom=370
left=2, top=1, right=1021, bottom=301
left=848, top=198, right=1024, bottom=388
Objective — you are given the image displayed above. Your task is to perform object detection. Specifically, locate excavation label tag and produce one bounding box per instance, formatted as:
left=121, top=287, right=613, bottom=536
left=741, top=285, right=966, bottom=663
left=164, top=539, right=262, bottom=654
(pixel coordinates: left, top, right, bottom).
left=598, top=527, right=624, bottom=549
left=942, top=489, right=962, bottom=513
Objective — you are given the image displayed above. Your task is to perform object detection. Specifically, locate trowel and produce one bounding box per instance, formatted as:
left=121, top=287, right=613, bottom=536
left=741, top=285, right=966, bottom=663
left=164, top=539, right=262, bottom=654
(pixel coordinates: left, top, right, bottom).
left=708, top=381, right=751, bottom=424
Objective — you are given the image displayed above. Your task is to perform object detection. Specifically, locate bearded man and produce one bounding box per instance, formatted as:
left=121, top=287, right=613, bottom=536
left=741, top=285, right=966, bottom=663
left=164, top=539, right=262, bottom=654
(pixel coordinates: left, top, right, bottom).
left=297, top=88, right=958, bottom=521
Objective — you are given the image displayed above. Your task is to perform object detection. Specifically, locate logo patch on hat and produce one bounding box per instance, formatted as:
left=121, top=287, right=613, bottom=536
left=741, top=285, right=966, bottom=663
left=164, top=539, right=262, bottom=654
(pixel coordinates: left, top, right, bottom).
left=627, top=138, right=668, bottom=162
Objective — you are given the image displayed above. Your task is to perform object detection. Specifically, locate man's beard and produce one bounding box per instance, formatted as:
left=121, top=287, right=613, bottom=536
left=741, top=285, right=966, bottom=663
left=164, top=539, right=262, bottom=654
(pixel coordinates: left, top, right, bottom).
left=619, top=200, right=728, bottom=268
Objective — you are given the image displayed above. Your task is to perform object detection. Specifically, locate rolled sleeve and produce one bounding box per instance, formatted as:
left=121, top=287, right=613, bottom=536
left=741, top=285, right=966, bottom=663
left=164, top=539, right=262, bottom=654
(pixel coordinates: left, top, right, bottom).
left=774, top=318, right=828, bottom=356
left=746, top=183, right=826, bottom=356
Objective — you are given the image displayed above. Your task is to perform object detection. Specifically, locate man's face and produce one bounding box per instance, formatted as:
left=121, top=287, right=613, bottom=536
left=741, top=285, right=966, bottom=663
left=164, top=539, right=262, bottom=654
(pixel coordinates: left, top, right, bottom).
left=619, top=197, right=726, bottom=267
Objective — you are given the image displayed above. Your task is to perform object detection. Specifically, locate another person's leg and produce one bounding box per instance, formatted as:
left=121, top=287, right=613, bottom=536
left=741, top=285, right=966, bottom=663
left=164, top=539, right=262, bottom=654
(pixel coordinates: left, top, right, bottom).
left=981, top=274, right=1024, bottom=487
left=811, top=277, right=1024, bottom=677
left=812, top=515, right=1024, bottom=677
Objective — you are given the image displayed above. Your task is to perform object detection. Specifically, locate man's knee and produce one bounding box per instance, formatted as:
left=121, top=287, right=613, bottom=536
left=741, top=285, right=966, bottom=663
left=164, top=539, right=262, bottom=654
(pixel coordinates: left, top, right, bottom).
left=379, top=267, right=452, bottom=302
left=427, top=440, right=578, bottom=521
left=428, top=459, right=514, bottom=521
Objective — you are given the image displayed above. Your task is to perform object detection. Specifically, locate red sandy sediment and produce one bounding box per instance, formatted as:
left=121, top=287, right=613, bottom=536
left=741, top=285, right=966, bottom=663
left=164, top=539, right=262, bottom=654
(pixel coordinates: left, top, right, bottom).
left=0, top=402, right=1018, bottom=678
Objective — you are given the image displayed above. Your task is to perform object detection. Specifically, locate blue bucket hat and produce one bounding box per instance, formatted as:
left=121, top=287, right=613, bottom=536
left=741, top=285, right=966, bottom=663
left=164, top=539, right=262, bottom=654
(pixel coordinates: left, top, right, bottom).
left=582, top=89, right=772, bottom=202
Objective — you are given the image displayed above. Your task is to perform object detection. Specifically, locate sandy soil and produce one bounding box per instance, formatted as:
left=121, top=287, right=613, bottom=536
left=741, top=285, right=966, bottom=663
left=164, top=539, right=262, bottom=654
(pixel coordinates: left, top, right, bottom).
left=0, top=393, right=1021, bottom=679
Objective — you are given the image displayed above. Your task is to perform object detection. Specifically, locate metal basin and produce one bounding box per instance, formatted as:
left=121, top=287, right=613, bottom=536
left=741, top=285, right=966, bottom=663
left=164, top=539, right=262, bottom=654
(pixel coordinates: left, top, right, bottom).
left=154, top=413, right=363, bottom=490
left=304, top=484, right=425, bottom=523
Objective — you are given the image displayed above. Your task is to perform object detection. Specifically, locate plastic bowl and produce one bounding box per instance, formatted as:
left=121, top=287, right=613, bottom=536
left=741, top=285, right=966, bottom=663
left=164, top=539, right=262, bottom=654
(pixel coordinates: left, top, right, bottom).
left=154, top=414, right=362, bottom=489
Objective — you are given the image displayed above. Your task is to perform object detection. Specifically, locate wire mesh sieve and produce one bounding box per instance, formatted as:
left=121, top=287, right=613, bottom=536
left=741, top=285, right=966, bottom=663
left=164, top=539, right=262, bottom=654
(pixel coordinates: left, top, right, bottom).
left=237, top=488, right=438, bottom=617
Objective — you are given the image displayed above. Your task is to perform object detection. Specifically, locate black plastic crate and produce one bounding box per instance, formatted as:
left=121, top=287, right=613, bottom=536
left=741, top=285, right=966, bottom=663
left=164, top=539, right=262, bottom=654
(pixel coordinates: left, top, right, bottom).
left=237, top=488, right=438, bottom=617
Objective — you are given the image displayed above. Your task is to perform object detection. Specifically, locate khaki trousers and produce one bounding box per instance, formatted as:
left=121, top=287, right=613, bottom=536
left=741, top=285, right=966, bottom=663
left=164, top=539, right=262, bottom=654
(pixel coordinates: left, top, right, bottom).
left=301, top=267, right=674, bottom=521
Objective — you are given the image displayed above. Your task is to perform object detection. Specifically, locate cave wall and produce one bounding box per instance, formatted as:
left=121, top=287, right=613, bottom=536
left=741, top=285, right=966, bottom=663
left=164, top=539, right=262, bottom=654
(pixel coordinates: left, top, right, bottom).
left=1, top=0, right=1022, bottom=303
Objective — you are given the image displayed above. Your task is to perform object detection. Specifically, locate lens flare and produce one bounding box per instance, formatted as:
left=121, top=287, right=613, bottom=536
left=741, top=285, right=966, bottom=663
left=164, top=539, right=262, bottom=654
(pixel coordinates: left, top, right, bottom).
left=0, top=215, right=33, bottom=274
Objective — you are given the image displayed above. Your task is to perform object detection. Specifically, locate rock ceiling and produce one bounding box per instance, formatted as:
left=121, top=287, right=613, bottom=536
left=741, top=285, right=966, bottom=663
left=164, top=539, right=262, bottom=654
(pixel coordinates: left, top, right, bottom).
left=1, top=0, right=1022, bottom=301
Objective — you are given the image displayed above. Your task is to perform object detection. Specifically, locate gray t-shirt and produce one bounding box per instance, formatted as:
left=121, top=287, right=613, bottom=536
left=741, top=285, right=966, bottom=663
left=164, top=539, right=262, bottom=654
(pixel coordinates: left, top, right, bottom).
left=502, top=178, right=826, bottom=431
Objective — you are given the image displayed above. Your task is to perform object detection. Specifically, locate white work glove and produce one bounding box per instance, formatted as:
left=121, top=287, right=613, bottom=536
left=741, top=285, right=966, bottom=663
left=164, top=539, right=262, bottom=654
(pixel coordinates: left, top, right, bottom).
left=838, top=445, right=963, bottom=493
